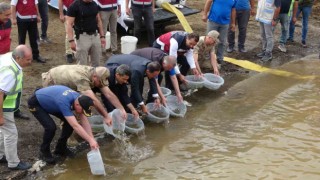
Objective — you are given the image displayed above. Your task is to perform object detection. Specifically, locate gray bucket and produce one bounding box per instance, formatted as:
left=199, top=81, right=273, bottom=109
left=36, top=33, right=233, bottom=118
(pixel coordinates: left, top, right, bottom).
left=125, top=114, right=145, bottom=134
left=185, top=75, right=204, bottom=89
left=203, top=73, right=224, bottom=90
left=146, top=103, right=170, bottom=123
left=88, top=115, right=104, bottom=133
left=160, top=87, right=172, bottom=97
left=166, top=95, right=187, bottom=118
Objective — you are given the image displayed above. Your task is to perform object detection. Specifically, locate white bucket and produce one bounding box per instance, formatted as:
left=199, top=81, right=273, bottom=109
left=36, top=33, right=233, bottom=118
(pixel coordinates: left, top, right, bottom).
left=105, top=31, right=111, bottom=50
left=87, top=149, right=106, bottom=176
left=180, top=0, right=186, bottom=6
left=121, top=36, right=138, bottom=54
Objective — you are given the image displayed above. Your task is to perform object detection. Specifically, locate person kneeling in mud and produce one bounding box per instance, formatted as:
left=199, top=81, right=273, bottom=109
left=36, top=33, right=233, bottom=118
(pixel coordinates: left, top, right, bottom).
left=28, top=85, right=99, bottom=164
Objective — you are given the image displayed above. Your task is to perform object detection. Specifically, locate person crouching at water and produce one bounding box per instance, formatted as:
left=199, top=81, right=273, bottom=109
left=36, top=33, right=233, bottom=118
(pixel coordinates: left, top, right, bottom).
left=28, top=85, right=99, bottom=164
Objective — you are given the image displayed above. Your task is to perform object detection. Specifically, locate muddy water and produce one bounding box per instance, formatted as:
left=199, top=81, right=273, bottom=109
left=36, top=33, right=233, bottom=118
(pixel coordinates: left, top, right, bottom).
left=40, top=60, right=320, bottom=179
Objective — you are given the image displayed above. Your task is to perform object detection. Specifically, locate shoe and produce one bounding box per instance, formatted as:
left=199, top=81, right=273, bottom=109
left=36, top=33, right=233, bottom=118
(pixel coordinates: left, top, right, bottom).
left=301, top=41, right=307, bottom=48
left=287, top=38, right=294, bottom=43
left=54, top=148, right=75, bottom=158
left=278, top=44, right=287, bottom=53
left=217, top=59, right=226, bottom=66
left=226, top=46, right=235, bottom=53
left=238, top=47, right=247, bottom=53
left=34, top=56, right=46, bottom=63
left=14, top=111, right=30, bottom=120
left=66, top=54, right=73, bottom=63
left=256, top=51, right=265, bottom=58
left=8, top=161, right=31, bottom=170
left=40, top=37, right=52, bottom=44
left=36, top=39, right=41, bottom=46
left=261, top=52, right=272, bottom=62
left=0, top=156, right=7, bottom=163
left=39, top=151, right=56, bottom=164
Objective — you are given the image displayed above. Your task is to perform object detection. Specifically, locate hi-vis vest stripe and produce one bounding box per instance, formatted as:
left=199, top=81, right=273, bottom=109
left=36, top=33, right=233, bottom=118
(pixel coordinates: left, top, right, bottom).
left=95, top=2, right=117, bottom=8
left=2, top=59, right=23, bottom=112
left=16, top=12, right=37, bottom=19
left=131, top=0, right=152, bottom=5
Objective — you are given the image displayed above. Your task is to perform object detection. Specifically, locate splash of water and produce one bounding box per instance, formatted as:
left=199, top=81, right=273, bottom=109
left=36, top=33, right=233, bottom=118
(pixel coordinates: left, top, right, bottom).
left=112, top=133, right=154, bottom=163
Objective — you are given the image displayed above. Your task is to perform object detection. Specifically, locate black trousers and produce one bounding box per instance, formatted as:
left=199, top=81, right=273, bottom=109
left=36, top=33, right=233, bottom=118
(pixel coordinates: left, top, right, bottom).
left=131, top=5, right=155, bottom=46
left=17, top=21, right=39, bottom=59
left=165, top=55, right=190, bottom=90
left=28, top=94, right=73, bottom=154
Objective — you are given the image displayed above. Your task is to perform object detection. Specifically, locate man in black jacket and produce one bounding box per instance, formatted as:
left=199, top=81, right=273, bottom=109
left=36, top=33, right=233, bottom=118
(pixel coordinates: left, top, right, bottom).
left=131, top=47, right=183, bottom=103
left=106, top=54, right=161, bottom=113
left=102, top=64, right=139, bottom=119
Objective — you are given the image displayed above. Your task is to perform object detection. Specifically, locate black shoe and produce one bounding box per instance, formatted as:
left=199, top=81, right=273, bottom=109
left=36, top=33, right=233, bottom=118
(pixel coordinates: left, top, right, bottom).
left=14, top=111, right=30, bottom=120
left=39, top=152, right=56, bottom=164
left=260, top=52, right=272, bottom=62
left=287, top=38, right=294, bottom=43
left=66, top=54, right=73, bottom=63
left=0, top=156, right=7, bottom=163
left=34, top=56, right=46, bottom=63
left=256, top=51, right=265, bottom=58
left=238, top=47, right=247, bottom=53
left=226, top=46, right=235, bottom=53
left=54, top=148, right=75, bottom=158
left=9, top=161, right=31, bottom=170
left=301, top=40, right=307, bottom=48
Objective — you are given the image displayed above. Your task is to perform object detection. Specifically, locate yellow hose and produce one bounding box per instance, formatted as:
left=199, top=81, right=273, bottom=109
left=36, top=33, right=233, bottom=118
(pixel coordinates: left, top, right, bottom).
left=224, top=57, right=316, bottom=80
left=161, top=2, right=193, bottom=33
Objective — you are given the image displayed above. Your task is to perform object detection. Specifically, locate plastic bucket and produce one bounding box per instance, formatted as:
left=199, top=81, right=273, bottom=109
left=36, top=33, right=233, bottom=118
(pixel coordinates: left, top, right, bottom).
left=145, top=103, right=170, bottom=123
left=87, top=149, right=106, bottom=176
left=103, top=109, right=126, bottom=138
left=160, top=87, right=172, bottom=97
left=88, top=116, right=104, bottom=133
left=203, top=73, right=224, bottom=90
left=180, top=0, right=186, bottom=6
left=185, top=75, right=204, bottom=89
left=105, top=31, right=111, bottom=50
left=125, top=114, right=145, bottom=134
left=166, top=95, right=187, bottom=118
left=121, top=36, right=138, bottom=54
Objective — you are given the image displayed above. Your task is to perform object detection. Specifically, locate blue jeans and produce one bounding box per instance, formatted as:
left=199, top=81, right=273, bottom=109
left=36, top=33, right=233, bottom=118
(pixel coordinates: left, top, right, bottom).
left=289, top=6, right=312, bottom=42
left=275, top=13, right=289, bottom=44
left=207, top=21, right=229, bottom=62
left=37, top=0, right=49, bottom=39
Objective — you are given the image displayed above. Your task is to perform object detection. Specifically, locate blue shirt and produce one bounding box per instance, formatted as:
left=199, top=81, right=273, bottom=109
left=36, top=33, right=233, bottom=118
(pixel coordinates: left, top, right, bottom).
left=235, top=0, right=250, bottom=10
left=36, top=85, right=80, bottom=117
left=208, top=0, right=237, bottom=25
left=169, top=68, right=175, bottom=76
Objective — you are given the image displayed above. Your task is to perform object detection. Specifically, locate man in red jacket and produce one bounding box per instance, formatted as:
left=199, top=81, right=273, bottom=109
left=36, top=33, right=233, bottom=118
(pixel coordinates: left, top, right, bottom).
left=96, top=0, right=121, bottom=54
left=11, top=0, right=46, bottom=63
left=0, top=3, right=11, bottom=55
